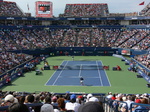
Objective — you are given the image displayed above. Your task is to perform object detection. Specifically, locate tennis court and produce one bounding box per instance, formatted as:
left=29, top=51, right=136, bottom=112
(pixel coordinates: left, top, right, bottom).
left=46, top=60, right=111, bottom=86
left=2, top=56, right=149, bottom=93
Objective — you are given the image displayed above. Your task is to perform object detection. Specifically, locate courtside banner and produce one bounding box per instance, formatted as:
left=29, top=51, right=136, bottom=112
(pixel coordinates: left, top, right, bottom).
left=35, top=1, right=53, bottom=18
left=138, top=69, right=150, bottom=83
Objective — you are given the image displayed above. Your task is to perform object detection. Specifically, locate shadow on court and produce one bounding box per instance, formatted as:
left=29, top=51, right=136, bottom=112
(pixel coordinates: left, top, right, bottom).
left=83, top=84, right=93, bottom=86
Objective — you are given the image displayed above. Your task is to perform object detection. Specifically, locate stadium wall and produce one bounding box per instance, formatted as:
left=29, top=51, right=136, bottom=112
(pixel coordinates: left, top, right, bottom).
left=0, top=24, right=149, bottom=29
left=120, top=20, right=129, bottom=25
left=9, top=47, right=148, bottom=57
left=10, top=47, right=118, bottom=56
left=117, top=48, right=148, bottom=56
left=0, top=25, right=124, bottom=29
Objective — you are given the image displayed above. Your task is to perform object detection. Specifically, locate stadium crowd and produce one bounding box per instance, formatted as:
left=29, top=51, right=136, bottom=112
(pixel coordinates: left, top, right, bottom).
left=0, top=28, right=149, bottom=50
left=114, top=29, right=150, bottom=49
left=0, top=91, right=149, bottom=112
left=0, top=52, right=33, bottom=75
left=106, top=92, right=150, bottom=112
left=134, top=54, right=150, bottom=69
left=0, top=1, right=24, bottom=17
left=64, top=4, right=109, bottom=17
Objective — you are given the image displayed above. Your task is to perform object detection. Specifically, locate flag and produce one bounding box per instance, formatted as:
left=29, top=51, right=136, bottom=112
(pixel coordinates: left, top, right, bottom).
left=27, top=4, right=29, bottom=10
left=139, top=1, right=144, bottom=5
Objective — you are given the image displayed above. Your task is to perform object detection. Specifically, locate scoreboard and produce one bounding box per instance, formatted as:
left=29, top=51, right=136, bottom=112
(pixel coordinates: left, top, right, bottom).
left=35, top=1, right=53, bottom=18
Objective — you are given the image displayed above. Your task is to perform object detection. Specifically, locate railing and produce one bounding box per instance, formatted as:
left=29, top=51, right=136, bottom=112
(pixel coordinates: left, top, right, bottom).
left=104, top=98, right=150, bottom=112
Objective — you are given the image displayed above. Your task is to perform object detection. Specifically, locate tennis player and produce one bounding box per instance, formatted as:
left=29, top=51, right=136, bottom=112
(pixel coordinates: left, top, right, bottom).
left=72, top=56, right=74, bottom=61
left=80, top=76, right=84, bottom=86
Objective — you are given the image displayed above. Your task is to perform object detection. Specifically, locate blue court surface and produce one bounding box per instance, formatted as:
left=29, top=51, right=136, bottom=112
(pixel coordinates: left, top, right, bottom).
left=45, top=61, right=111, bottom=86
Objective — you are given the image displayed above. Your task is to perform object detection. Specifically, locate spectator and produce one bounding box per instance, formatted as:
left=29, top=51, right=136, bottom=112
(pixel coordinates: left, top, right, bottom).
left=64, top=92, right=70, bottom=103
left=112, top=94, right=123, bottom=112
left=86, top=93, right=93, bottom=103
left=121, top=95, right=135, bottom=111
left=8, top=103, right=30, bottom=112
left=51, top=95, right=58, bottom=109
left=2, top=94, right=18, bottom=107
left=65, top=94, right=80, bottom=112
left=78, top=96, right=104, bottom=112
left=17, top=95, right=25, bottom=104
left=24, top=94, right=35, bottom=112
left=132, top=98, right=149, bottom=112
left=106, top=92, right=113, bottom=99
left=111, top=94, right=116, bottom=100
left=54, top=98, right=70, bottom=112
left=40, top=96, right=54, bottom=112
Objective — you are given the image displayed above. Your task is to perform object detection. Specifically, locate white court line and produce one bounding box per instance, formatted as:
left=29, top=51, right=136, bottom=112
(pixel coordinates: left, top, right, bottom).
left=100, top=61, right=111, bottom=86
left=45, top=61, right=65, bottom=86
left=96, top=61, right=103, bottom=86
left=52, top=61, right=69, bottom=85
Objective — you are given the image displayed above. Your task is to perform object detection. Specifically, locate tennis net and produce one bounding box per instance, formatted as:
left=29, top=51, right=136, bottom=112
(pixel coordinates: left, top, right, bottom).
left=51, top=65, right=109, bottom=70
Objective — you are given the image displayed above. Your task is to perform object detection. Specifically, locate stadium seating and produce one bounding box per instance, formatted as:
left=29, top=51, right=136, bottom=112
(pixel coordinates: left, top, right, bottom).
left=0, top=1, right=24, bottom=17
left=0, top=28, right=149, bottom=50
left=64, top=3, right=109, bottom=17
left=0, top=52, right=33, bottom=75
left=0, top=1, right=149, bottom=112
left=139, top=2, right=150, bottom=16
